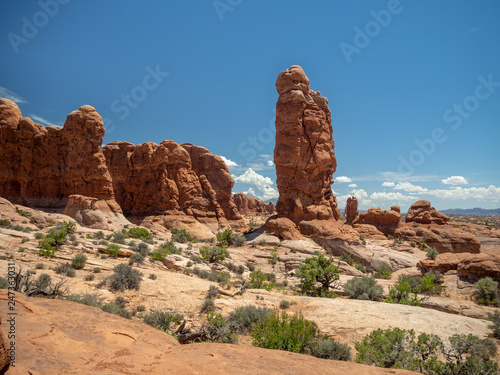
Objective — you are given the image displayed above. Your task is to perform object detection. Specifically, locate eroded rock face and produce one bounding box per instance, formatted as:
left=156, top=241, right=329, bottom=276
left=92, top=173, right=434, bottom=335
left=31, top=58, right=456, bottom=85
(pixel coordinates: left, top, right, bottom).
left=274, top=66, right=339, bottom=222
left=418, top=252, right=500, bottom=282
left=406, top=200, right=449, bottom=225
left=0, top=99, right=120, bottom=213
left=0, top=316, right=10, bottom=373
left=345, top=196, right=359, bottom=224
left=103, top=140, right=235, bottom=234
left=353, top=207, right=401, bottom=234
left=233, top=193, right=274, bottom=215
left=182, top=143, right=244, bottom=226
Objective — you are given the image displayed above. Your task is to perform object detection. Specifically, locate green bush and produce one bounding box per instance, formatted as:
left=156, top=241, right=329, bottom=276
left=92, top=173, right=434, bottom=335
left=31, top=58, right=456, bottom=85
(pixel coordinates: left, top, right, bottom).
left=0, top=277, right=8, bottom=289
left=227, top=305, right=273, bottom=334
left=216, top=229, right=233, bottom=247
left=246, top=261, right=255, bottom=272
left=426, top=246, right=439, bottom=260
left=84, top=274, right=95, bottom=281
left=200, top=245, right=229, bottom=263
left=474, top=277, right=499, bottom=306
left=101, top=300, right=132, bottom=319
left=111, top=231, right=126, bottom=244
left=171, top=228, right=194, bottom=243
left=141, top=309, right=183, bottom=333
left=339, top=252, right=354, bottom=266
left=54, top=262, right=76, bottom=277
left=374, top=265, right=393, bottom=279
left=204, top=312, right=237, bottom=343
left=308, top=337, right=352, bottom=361
left=127, top=227, right=152, bottom=240
left=251, top=311, right=319, bottom=354
left=109, top=264, right=142, bottom=292
left=129, top=252, right=145, bottom=265
left=0, top=219, right=11, bottom=227
left=151, top=241, right=180, bottom=261
left=279, top=300, right=291, bottom=309
left=296, top=254, right=339, bottom=297
left=105, top=244, right=121, bottom=258
left=385, top=276, right=421, bottom=306
left=344, top=276, right=383, bottom=301
left=248, top=269, right=270, bottom=289
left=38, top=227, right=69, bottom=257
left=233, top=234, right=246, bottom=247
left=488, top=310, right=500, bottom=339
left=93, top=231, right=105, bottom=239
left=71, top=254, right=87, bottom=270
left=359, top=234, right=366, bottom=245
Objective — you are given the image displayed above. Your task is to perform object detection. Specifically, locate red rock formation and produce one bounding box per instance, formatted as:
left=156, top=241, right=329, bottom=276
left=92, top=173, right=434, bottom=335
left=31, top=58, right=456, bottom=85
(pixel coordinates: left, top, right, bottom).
left=274, top=65, right=339, bottom=222
left=418, top=252, right=500, bottom=282
left=181, top=143, right=244, bottom=226
left=345, top=196, right=359, bottom=224
left=353, top=207, right=401, bottom=233
left=406, top=200, right=449, bottom=225
left=233, top=192, right=274, bottom=215
left=0, top=316, right=10, bottom=373
left=0, top=99, right=121, bottom=214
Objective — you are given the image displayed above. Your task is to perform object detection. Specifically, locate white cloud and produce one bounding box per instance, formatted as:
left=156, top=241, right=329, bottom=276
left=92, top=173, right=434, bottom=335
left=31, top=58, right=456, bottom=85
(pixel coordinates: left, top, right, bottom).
left=427, top=185, right=500, bottom=202
left=370, top=192, right=418, bottom=201
left=28, top=114, right=62, bottom=127
left=382, top=182, right=395, bottom=187
left=394, top=182, right=428, bottom=193
left=350, top=189, right=368, bottom=199
left=336, top=176, right=352, bottom=183
left=267, top=160, right=274, bottom=167
left=243, top=188, right=257, bottom=198
left=348, top=183, right=357, bottom=188
left=234, top=168, right=279, bottom=201
left=441, top=176, right=468, bottom=185
left=0, top=86, right=27, bottom=104
left=220, top=156, right=239, bottom=168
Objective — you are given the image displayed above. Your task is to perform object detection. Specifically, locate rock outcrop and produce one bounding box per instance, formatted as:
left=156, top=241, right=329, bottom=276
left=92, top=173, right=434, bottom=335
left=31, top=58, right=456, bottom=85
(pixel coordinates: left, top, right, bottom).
left=406, top=200, right=449, bottom=225
left=181, top=143, right=244, bottom=227
left=345, top=196, right=359, bottom=224
left=0, top=316, right=10, bottom=374
left=353, top=207, right=401, bottom=234
left=0, top=290, right=419, bottom=375
left=103, top=140, right=241, bottom=235
left=418, top=252, right=500, bottom=282
left=273, top=66, right=339, bottom=222
left=233, top=192, right=275, bottom=215
left=0, top=99, right=119, bottom=211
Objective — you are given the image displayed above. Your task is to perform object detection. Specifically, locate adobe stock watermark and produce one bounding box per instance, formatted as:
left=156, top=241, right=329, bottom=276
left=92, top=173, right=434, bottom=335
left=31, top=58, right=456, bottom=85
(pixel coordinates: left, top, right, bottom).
left=7, top=0, right=70, bottom=54
left=102, top=64, right=169, bottom=135
left=237, top=108, right=276, bottom=163
left=213, top=0, right=243, bottom=22
left=397, top=74, right=500, bottom=176
left=339, top=0, right=413, bottom=64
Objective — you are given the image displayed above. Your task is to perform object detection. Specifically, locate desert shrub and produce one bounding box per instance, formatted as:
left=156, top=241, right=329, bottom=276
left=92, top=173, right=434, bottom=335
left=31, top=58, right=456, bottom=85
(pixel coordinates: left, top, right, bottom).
left=279, top=300, right=291, bottom=309
left=296, top=254, right=339, bottom=297
left=207, top=271, right=230, bottom=285
left=308, top=337, right=352, bottom=361
left=131, top=242, right=150, bottom=256
left=93, top=267, right=101, bottom=273
left=248, top=269, right=268, bottom=289
left=84, top=274, right=95, bottom=281
left=21, top=237, right=29, bottom=243
left=206, top=284, right=219, bottom=299
left=344, top=276, right=383, bottom=301
left=201, top=298, right=215, bottom=313
left=34, top=232, right=44, bottom=239
left=93, top=231, right=105, bottom=239
left=227, top=305, right=273, bottom=334
left=54, top=262, right=76, bottom=277
left=200, top=245, right=229, bottom=263
left=127, top=227, right=152, bottom=241
left=35, top=263, right=45, bottom=269
left=129, top=252, right=145, bottom=265
left=216, top=229, right=233, bottom=247
left=66, top=293, right=102, bottom=307
left=0, top=219, right=11, bottom=227
left=151, top=241, right=180, bottom=261
left=68, top=234, right=76, bottom=242
left=59, top=221, right=76, bottom=234
left=359, top=234, right=366, bottom=245
left=189, top=254, right=203, bottom=264
left=136, top=305, right=146, bottom=312
left=71, top=254, right=87, bottom=270
left=245, top=261, right=255, bottom=272
left=38, top=227, right=69, bottom=257
left=409, top=241, right=416, bottom=247
left=101, top=300, right=132, bottom=319
left=141, top=309, right=183, bottom=333
left=233, top=234, right=246, bottom=247
left=237, top=265, right=245, bottom=275
left=374, top=265, right=393, bottom=279
left=171, top=228, right=194, bottom=243
left=105, top=243, right=121, bottom=258
left=488, top=310, right=500, bottom=339
left=268, top=246, right=279, bottom=265
left=385, top=276, right=421, bottom=306
left=339, top=252, right=354, bottom=266
left=474, top=277, right=499, bottom=306
left=426, top=246, right=439, bottom=260
left=111, top=231, right=126, bottom=244
left=0, top=277, right=8, bottom=289
left=109, top=264, right=142, bottom=292
left=251, top=311, right=319, bottom=354
left=149, top=273, right=157, bottom=280
left=204, top=312, right=237, bottom=343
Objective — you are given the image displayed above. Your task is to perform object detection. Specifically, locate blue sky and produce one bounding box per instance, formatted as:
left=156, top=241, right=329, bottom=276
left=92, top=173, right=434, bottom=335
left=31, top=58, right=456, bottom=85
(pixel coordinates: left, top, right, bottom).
left=1, top=0, right=499, bottom=211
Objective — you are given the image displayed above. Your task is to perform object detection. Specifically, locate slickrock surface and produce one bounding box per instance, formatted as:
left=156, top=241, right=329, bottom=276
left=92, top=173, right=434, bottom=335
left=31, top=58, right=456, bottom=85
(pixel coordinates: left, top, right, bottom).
left=0, top=291, right=419, bottom=375
left=274, top=65, right=340, bottom=222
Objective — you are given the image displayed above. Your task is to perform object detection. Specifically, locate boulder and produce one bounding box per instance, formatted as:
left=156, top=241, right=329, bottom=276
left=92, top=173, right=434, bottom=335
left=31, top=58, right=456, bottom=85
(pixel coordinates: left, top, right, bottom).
left=273, top=66, right=340, bottom=222
left=265, top=216, right=302, bottom=240
left=406, top=200, right=449, bottom=225
left=352, top=207, right=401, bottom=234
